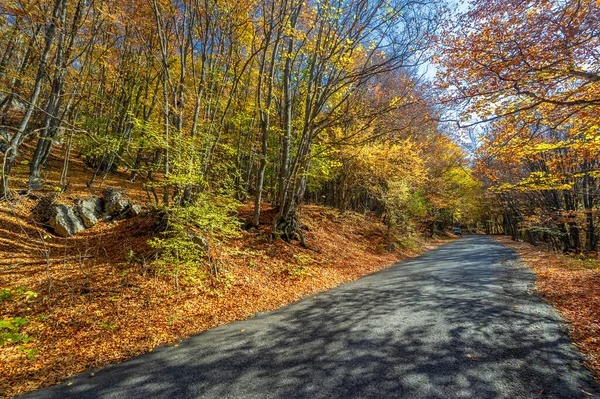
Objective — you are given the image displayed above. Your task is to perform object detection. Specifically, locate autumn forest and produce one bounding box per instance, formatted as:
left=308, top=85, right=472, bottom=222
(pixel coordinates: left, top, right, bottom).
left=1, top=0, right=599, bottom=396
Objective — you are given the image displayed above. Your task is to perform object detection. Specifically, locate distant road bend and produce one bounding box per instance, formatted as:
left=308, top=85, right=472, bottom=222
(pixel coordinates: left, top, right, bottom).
left=24, top=236, right=600, bottom=399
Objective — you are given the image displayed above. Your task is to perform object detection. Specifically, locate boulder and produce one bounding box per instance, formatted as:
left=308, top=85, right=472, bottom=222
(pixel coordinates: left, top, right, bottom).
left=49, top=205, right=86, bottom=237
left=77, top=196, right=103, bottom=228
left=34, top=189, right=142, bottom=237
left=102, top=187, right=129, bottom=217
left=127, top=204, right=143, bottom=218
left=32, top=193, right=59, bottom=223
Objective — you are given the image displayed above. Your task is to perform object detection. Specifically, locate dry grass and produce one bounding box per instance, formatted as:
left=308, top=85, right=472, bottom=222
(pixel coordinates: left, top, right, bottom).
left=494, top=236, right=600, bottom=381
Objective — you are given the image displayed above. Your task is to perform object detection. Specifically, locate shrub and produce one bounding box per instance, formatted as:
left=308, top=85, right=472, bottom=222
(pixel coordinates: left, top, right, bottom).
left=148, top=192, right=241, bottom=282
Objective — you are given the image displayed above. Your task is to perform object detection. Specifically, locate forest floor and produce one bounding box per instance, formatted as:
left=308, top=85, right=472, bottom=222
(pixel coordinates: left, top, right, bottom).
left=0, top=152, right=450, bottom=397
left=494, top=236, right=600, bottom=382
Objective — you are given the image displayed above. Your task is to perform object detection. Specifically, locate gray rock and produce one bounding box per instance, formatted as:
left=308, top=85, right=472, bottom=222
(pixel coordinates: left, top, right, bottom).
left=32, top=193, right=59, bottom=223
left=385, top=242, right=396, bottom=253
left=49, top=205, right=86, bottom=237
left=102, top=187, right=128, bottom=216
left=127, top=204, right=142, bottom=217
left=77, top=196, right=103, bottom=228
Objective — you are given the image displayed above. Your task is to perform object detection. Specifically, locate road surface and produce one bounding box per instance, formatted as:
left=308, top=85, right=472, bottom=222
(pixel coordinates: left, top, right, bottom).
left=23, top=235, right=600, bottom=398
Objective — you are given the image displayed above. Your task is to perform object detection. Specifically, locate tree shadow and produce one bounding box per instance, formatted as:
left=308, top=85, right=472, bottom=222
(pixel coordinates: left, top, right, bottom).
left=21, top=236, right=600, bottom=399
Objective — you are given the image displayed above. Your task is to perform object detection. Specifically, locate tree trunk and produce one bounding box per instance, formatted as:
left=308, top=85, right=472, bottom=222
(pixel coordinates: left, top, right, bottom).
left=583, top=172, right=597, bottom=252
left=2, top=0, right=63, bottom=197
left=29, top=0, right=80, bottom=190
left=272, top=2, right=300, bottom=237
left=253, top=16, right=281, bottom=227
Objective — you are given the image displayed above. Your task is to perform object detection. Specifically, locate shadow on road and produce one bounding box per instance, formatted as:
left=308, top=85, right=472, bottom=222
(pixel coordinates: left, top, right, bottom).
left=24, top=236, right=600, bottom=399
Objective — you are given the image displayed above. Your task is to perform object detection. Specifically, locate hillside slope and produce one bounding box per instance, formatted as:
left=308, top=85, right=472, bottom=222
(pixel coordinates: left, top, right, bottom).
left=0, top=165, right=448, bottom=396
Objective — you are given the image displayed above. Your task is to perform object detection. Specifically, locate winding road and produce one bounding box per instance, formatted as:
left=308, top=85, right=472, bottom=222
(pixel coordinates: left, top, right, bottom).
left=23, top=236, right=600, bottom=398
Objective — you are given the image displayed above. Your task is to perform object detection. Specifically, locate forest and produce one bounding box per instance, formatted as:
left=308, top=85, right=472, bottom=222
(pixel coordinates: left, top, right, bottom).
left=0, top=0, right=482, bottom=247
left=439, top=0, right=600, bottom=254
left=0, top=0, right=599, bottom=396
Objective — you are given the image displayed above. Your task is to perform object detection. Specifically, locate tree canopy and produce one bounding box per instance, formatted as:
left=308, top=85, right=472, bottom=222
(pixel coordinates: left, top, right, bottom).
left=436, top=0, right=600, bottom=252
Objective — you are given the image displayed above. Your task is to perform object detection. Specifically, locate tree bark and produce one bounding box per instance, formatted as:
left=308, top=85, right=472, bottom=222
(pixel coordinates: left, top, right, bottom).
left=2, top=0, right=64, bottom=197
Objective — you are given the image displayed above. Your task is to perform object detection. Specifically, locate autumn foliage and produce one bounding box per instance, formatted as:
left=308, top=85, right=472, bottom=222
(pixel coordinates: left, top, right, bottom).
left=3, top=0, right=599, bottom=394
left=496, top=237, right=600, bottom=383
left=437, top=0, right=600, bottom=253
left=0, top=164, right=450, bottom=396
left=0, top=0, right=482, bottom=395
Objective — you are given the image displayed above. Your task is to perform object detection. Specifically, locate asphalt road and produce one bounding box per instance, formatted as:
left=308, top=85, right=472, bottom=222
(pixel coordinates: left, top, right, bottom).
left=23, top=235, right=600, bottom=399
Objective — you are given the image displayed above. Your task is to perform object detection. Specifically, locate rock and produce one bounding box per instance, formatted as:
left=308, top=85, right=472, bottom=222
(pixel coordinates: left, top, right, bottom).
left=49, top=205, right=86, bottom=237
left=102, top=187, right=124, bottom=212
left=385, top=242, right=396, bottom=253
left=77, top=196, right=103, bottom=228
left=32, top=193, right=59, bottom=223
left=112, top=199, right=134, bottom=220
left=34, top=189, right=141, bottom=236
left=102, top=187, right=129, bottom=217
left=127, top=204, right=143, bottom=217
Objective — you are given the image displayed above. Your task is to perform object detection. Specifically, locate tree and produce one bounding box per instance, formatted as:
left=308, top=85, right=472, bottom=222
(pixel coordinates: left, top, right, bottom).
left=437, top=0, right=600, bottom=252
left=0, top=0, right=477, bottom=253
left=271, top=0, right=441, bottom=242
left=437, top=0, right=600, bottom=126
left=1, top=0, right=65, bottom=197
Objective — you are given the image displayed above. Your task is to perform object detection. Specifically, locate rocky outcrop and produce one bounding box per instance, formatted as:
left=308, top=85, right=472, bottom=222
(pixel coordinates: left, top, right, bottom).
left=49, top=205, right=86, bottom=237
left=102, top=187, right=130, bottom=217
left=77, top=196, right=103, bottom=228
left=34, top=188, right=143, bottom=237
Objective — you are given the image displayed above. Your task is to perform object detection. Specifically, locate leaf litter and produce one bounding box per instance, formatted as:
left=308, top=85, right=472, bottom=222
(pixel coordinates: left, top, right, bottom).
left=495, top=236, right=600, bottom=383
left=0, top=186, right=449, bottom=397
